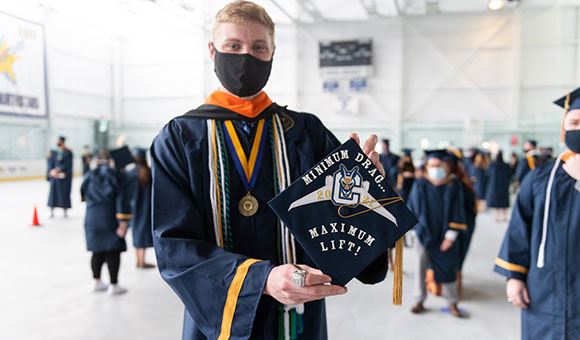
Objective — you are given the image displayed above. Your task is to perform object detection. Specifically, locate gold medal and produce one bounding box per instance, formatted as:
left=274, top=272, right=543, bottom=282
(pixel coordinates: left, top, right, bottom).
left=239, top=193, right=259, bottom=217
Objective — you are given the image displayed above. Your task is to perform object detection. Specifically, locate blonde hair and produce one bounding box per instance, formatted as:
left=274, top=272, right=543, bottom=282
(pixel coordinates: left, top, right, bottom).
left=212, top=1, right=275, bottom=44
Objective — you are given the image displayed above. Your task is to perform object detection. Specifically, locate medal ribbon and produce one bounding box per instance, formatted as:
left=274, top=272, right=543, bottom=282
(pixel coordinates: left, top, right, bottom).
left=222, top=119, right=269, bottom=191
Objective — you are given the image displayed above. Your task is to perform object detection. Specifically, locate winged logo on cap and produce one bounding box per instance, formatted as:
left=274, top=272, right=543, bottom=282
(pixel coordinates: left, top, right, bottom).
left=288, top=165, right=399, bottom=227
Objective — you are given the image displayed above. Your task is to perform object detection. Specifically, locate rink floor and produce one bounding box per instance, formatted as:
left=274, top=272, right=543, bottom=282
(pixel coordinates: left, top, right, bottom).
left=0, top=178, right=518, bottom=340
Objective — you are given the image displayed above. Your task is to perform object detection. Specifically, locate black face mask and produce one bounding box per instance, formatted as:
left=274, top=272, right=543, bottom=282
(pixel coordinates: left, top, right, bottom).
left=213, top=45, right=272, bottom=97
left=565, top=130, right=580, bottom=153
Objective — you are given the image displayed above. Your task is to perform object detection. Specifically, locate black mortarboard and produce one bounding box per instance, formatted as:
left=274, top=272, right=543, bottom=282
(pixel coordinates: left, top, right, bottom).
left=425, top=149, right=448, bottom=161
left=268, top=139, right=417, bottom=287
left=554, top=87, right=580, bottom=111
left=554, top=87, right=580, bottom=142
left=58, top=136, right=66, bottom=142
left=381, top=139, right=390, bottom=144
left=402, top=148, right=413, bottom=157
left=526, top=140, right=537, bottom=147
left=444, top=151, right=459, bottom=164
left=133, top=147, right=147, bottom=160
left=109, top=146, right=134, bottom=168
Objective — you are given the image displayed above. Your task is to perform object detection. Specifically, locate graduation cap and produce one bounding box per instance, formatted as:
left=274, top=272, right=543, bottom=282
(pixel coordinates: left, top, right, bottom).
left=526, top=140, right=537, bottom=148
left=401, top=148, right=413, bottom=157
left=268, top=139, right=417, bottom=303
left=133, top=147, right=147, bottom=160
left=425, top=149, right=448, bottom=160
left=444, top=151, right=459, bottom=164
left=109, top=146, right=134, bottom=168
left=554, top=87, right=580, bottom=142
left=58, top=136, right=66, bottom=142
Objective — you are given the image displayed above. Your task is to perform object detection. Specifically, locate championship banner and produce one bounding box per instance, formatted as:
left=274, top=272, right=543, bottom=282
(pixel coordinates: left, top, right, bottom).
left=268, top=139, right=417, bottom=286
left=0, top=12, right=47, bottom=117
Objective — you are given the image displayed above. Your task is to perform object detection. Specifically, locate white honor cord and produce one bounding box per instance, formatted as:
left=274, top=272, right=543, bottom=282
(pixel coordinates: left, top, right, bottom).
left=537, top=153, right=563, bottom=268
left=207, top=120, right=222, bottom=248
left=283, top=304, right=290, bottom=340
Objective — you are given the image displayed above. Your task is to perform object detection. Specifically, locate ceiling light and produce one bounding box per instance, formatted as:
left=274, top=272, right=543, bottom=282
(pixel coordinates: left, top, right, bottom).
left=488, top=0, right=504, bottom=11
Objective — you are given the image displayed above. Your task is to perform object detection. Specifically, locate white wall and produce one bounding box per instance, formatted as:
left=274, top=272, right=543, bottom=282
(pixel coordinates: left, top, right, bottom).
left=292, top=3, right=579, bottom=156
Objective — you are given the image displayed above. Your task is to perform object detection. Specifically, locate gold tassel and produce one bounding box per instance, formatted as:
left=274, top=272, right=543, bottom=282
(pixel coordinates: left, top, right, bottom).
left=562, top=93, right=570, bottom=143
left=392, top=237, right=404, bottom=306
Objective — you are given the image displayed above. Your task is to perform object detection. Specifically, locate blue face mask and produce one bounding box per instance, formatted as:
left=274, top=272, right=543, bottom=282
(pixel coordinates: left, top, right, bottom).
left=428, top=167, right=446, bottom=181
left=565, top=130, right=580, bottom=153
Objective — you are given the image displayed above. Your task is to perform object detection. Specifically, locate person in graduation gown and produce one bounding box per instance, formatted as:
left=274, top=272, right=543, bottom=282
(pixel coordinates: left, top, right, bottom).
left=81, top=151, right=133, bottom=295
left=495, top=88, right=580, bottom=340
left=407, top=150, right=467, bottom=317
left=129, top=148, right=155, bottom=269
left=150, top=2, right=389, bottom=340
left=444, top=149, right=477, bottom=296
left=472, top=152, right=489, bottom=211
left=463, top=147, right=478, bottom=183
left=47, top=136, right=73, bottom=218
left=514, top=139, right=538, bottom=187
left=380, top=139, right=400, bottom=187
left=485, top=151, right=512, bottom=222
left=394, top=148, right=415, bottom=202
left=81, top=145, right=92, bottom=175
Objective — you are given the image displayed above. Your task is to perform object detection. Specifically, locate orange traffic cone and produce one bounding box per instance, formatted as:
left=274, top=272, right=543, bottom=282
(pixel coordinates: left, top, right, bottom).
left=32, top=206, right=40, bottom=227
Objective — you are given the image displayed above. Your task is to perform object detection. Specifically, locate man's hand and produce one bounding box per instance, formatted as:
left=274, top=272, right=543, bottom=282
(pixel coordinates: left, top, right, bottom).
left=349, top=133, right=385, bottom=177
left=563, top=154, right=580, bottom=181
left=439, top=238, right=454, bottom=252
left=506, top=278, right=530, bottom=309
left=263, top=264, right=347, bottom=305
left=116, top=221, right=129, bottom=238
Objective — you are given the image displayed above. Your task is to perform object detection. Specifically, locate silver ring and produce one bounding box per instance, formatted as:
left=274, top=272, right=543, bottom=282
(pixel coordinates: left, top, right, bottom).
left=507, top=298, right=513, bottom=303
left=291, top=269, right=307, bottom=287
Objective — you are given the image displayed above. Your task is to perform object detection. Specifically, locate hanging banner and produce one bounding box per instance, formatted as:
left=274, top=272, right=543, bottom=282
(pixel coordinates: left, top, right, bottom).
left=0, top=12, right=48, bottom=117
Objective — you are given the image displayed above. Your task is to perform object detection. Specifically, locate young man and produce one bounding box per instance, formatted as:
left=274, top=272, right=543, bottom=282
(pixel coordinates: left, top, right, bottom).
left=514, top=139, right=538, bottom=186
left=47, top=136, right=73, bottom=218
left=495, top=88, right=580, bottom=339
left=407, top=150, right=467, bottom=317
left=150, top=2, right=387, bottom=339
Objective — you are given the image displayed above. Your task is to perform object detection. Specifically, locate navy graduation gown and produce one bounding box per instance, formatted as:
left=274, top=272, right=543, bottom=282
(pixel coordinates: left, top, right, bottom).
left=407, top=177, right=467, bottom=283
left=457, top=181, right=477, bottom=270
left=472, top=166, right=488, bottom=200
left=82, top=153, right=92, bottom=175
left=485, top=161, right=511, bottom=208
left=81, top=166, right=133, bottom=252
left=494, top=161, right=580, bottom=339
left=151, top=104, right=388, bottom=340
left=394, top=172, right=415, bottom=202
left=47, top=149, right=73, bottom=208
left=128, top=166, right=154, bottom=248
left=380, top=153, right=399, bottom=187
left=515, top=154, right=536, bottom=184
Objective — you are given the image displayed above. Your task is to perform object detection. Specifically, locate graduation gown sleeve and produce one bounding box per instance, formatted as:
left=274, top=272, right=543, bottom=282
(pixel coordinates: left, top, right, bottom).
left=445, top=179, right=468, bottom=236
left=46, top=151, right=54, bottom=180
left=151, top=120, right=274, bottom=340
left=494, top=172, right=533, bottom=281
left=116, top=172, right=134, bottom=222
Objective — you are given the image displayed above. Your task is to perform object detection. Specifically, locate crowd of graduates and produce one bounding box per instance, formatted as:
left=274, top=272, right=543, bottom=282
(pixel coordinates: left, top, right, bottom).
left=378, top=138, right=551, bottom=317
